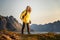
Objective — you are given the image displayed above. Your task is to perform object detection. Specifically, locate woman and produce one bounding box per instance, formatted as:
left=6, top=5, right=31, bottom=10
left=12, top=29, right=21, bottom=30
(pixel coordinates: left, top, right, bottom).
left=20, top=6, right=31, bottom=34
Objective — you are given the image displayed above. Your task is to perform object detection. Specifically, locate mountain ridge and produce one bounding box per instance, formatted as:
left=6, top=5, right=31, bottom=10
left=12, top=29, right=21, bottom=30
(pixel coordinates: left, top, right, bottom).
left=31, top=20, right=60, bottom=32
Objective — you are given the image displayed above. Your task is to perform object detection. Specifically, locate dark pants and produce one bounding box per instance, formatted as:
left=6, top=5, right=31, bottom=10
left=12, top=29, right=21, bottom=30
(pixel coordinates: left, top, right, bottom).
left=21, top=22, right=30, bottom=34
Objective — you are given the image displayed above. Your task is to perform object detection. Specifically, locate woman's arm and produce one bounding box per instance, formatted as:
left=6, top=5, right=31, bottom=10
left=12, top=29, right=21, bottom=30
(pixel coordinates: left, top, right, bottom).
left=20, top=10, right=26, bottom=20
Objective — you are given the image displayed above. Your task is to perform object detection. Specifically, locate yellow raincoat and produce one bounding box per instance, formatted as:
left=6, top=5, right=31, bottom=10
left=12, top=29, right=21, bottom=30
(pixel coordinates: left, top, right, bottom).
left=20, top=10, right=30, bottom=23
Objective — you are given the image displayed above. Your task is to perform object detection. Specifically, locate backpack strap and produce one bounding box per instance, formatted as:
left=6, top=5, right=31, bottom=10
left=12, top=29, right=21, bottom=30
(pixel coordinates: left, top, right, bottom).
left=22, top=10, right=27, bottom=19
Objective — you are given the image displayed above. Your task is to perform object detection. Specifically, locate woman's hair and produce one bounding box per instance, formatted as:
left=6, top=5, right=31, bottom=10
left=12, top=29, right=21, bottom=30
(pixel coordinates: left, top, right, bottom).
left=26, top=6, right=31, bottom=13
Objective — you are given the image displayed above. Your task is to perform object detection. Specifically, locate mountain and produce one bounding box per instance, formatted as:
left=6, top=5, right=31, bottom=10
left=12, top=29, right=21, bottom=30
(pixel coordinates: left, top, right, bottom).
left=0, top=15, right=22, bottom=31
left=31, top=21, right=60, bottom=32
left=1, top=15, right=60, bottom=32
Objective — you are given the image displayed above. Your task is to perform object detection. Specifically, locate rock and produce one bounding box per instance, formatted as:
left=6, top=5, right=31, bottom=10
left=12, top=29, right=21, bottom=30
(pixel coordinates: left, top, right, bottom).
left=0, top=15, right=7, bottom=30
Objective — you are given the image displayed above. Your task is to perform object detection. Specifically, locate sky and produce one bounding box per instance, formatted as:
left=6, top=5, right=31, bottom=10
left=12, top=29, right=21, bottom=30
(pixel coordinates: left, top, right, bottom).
left=0, top=0, right=60, bottom=24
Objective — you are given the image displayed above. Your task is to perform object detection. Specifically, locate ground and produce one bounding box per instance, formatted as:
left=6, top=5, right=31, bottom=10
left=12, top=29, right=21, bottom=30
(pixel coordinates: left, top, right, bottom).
left=0, top=30, right=60, bottom=40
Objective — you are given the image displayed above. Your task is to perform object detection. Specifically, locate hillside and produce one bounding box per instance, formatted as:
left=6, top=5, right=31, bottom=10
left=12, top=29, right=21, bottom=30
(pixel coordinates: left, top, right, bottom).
left=0, top=30, right=60, bottom=40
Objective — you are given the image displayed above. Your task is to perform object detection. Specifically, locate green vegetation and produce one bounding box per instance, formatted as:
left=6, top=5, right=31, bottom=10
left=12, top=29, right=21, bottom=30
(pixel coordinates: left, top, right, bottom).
left=0, top=30, right=60, bottom=40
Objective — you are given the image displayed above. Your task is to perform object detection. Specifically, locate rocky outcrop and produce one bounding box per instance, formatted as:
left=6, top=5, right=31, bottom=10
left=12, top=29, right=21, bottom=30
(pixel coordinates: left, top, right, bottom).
left=0, top=15, right=22, bottom=31
left=0, top=15, right=7, bottom=30
left=0, top=30, right=21, bottom=40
